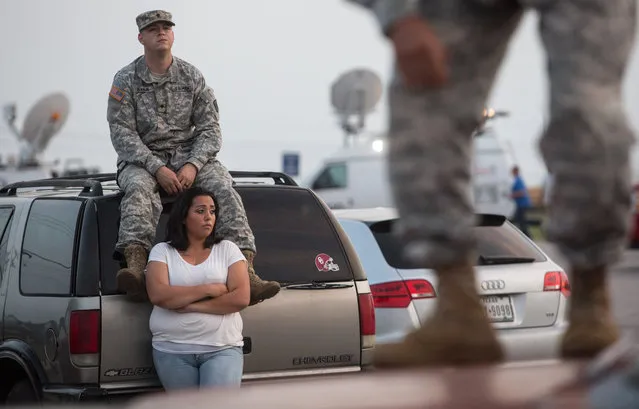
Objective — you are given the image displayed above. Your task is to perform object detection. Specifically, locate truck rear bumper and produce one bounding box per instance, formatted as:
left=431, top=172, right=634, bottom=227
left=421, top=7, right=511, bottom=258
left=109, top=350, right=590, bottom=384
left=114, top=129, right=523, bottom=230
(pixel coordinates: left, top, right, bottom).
left=42, top=385, right=161, bottom=403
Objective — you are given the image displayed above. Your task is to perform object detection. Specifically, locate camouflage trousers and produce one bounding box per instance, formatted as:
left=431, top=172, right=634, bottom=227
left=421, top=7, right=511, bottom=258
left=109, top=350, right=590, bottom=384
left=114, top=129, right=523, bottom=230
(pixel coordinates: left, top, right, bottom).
left=116, top=151, right=256, bottom=254
left=390, top=0, right=637, bottom=270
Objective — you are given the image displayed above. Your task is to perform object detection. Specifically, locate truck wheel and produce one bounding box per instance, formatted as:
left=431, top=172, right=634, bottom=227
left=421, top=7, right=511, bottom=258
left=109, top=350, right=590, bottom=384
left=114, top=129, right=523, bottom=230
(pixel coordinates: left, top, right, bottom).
left=5, top=379, right=37, bottom=404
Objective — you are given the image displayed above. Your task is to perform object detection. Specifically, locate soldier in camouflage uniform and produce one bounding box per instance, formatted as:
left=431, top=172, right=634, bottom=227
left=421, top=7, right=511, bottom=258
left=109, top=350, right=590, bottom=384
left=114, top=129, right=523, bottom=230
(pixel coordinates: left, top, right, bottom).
left=107, top=10, right=280, bottom=305
left=348, top=0, right=636, bottom=367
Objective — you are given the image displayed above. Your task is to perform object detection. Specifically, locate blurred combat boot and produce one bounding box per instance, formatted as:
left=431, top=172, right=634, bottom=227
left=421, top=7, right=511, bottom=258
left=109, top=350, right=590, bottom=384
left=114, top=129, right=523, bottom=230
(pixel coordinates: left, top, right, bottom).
left=561, top=266, right=619, bottom=359
left=116, top=244, right=149, bottom=302
left=242, top=249, right=281, bottom=306
left=374, top=260, right=504, bottom=368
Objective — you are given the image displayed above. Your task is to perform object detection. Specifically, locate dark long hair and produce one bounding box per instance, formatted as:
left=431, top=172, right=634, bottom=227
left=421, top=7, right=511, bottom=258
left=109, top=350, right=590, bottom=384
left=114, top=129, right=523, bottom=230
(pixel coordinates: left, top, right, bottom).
left=165, top=187, right=222, bottom=251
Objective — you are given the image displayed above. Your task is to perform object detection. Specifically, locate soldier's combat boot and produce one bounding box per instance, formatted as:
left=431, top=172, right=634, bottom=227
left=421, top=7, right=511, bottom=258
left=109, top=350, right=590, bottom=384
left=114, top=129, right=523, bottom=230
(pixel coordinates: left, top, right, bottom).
left=241, top=249, right=280, bottom=306
left=116, top=244, right=148, bottom=302
left=561, top=266, right=619, bottom=359
left=374, top=260, right=504, bottom=368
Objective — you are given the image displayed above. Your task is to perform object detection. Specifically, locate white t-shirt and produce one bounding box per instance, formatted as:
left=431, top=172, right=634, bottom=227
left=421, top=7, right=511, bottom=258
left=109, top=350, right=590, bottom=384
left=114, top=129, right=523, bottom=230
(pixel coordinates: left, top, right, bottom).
left=146, top=240, right=247, bottom=353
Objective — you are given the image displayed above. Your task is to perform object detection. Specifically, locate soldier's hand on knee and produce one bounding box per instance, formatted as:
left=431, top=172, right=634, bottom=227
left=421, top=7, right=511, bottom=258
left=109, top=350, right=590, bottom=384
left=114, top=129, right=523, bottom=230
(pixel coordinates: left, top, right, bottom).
left=155, top=166, right=183, bottom=196
left=177, top=163, right=198, bottom=189
left=389, top=15, right=449, bottom=89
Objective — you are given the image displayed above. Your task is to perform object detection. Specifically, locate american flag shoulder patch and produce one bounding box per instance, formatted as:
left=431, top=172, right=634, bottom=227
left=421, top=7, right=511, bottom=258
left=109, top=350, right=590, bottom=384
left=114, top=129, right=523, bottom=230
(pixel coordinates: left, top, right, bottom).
left=109, top=85, right=125, bottom=102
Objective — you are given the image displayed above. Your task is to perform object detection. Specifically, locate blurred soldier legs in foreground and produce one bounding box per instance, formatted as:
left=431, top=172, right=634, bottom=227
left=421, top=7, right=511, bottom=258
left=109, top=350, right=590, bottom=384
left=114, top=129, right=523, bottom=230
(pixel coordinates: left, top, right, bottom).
left=348, top=0, right=636, bottom=367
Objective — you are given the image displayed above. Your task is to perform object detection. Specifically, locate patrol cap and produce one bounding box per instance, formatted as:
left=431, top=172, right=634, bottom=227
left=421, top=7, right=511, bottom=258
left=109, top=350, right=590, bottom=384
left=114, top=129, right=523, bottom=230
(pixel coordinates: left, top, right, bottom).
left=136, top=10, right=175, bottom=32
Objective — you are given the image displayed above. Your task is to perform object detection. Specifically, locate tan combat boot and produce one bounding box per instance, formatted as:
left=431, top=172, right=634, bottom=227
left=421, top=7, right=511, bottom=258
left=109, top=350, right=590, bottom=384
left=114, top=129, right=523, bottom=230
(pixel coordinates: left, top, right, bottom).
left=560, top=266, right=619, bottom=359
left=374, top=260, right=504, bottom=368
left=116, top=244, right=149, bottom=302
left=241, top=249, right=281, bottom=306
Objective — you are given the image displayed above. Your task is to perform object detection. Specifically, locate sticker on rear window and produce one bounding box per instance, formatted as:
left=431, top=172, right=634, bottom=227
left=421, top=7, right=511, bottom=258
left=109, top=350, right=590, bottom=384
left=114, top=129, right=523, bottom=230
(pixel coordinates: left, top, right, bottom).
left=315, top=253, right=340, bottom=272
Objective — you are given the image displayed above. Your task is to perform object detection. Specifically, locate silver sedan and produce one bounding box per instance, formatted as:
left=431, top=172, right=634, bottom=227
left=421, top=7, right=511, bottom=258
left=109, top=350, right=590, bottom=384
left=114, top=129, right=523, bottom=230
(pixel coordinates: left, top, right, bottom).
left=334, top=207, right=570, bottom=362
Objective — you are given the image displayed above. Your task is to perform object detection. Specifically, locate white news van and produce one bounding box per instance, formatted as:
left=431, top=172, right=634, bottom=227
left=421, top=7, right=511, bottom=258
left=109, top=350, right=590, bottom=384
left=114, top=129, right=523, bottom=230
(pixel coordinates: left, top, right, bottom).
left=303, top=126, right=517, bottom=218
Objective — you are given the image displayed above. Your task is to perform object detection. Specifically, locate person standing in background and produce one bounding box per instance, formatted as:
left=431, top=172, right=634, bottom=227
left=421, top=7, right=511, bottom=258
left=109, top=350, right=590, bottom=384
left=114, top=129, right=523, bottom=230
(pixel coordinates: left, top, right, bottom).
left=510, top=165, right=532, bottom=238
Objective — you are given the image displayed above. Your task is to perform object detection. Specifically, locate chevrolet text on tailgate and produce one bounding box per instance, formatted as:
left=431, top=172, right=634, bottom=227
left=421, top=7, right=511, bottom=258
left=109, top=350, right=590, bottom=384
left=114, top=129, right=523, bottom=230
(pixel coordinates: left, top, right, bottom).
left=0, top=171, right=375, bottom=404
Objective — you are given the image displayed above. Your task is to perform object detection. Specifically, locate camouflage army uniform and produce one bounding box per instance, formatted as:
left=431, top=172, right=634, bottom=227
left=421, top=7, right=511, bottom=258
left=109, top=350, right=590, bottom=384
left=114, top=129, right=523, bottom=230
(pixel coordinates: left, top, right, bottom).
left=349, top=0, right=636, bottom=368
left=107, top=10, right=280, bottom=305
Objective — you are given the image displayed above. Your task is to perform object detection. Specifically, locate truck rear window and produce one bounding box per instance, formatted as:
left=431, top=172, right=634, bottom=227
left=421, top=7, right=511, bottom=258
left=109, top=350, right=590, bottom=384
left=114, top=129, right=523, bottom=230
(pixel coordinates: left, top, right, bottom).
left=98, top=187, right=354, bottom=294
left=224, top=187, right=354, bottom=284
left=369, top=217, right=546, bottom=269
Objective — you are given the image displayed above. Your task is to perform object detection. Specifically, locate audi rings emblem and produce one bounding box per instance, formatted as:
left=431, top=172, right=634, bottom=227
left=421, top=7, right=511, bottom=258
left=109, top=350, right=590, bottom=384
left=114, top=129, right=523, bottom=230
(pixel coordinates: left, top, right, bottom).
left=481, top=280, right=506, bottom=291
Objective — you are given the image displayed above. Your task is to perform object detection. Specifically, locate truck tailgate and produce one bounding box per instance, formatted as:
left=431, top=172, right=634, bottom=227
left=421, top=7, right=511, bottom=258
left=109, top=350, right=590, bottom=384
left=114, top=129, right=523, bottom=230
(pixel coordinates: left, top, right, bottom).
left=100, top=296, right=156, bottom=384
left=242, top=281, right=361, bottom=379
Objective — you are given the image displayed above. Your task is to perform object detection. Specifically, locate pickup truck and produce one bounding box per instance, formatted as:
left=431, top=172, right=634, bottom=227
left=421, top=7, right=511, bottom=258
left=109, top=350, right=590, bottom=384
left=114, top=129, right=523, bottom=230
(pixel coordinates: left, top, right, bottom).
left=0, top=171, right=375, bottom=404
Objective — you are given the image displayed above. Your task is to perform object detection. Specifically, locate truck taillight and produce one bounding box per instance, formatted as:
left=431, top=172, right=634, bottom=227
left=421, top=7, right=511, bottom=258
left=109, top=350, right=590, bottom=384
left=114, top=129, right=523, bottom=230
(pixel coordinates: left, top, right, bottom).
left=543, top=271, right=571, bottom=298
left=371, top=279, right=436, bottom=309
left=358, top=292, right=376, bottom=349
left=69, top=310, right=100, bottom=354
left=358, top=293, right=375, bottom=336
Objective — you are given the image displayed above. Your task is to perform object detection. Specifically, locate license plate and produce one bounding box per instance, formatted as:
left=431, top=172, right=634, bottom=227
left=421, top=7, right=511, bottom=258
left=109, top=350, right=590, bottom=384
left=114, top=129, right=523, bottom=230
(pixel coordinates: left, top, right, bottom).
left=482, top=295, right=515, bottom=323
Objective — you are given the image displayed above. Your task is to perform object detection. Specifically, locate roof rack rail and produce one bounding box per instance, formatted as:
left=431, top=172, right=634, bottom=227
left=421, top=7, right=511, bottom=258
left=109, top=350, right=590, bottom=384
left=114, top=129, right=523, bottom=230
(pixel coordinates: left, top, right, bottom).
left=0, top=177, right=106, bottom=197
left=229, top=171, right=297, bottom=186
left=52, top=172, right=118, bottom=183
left=52, top=171, right=297, bottom=186
left=0, top=171, right=297, bottom=198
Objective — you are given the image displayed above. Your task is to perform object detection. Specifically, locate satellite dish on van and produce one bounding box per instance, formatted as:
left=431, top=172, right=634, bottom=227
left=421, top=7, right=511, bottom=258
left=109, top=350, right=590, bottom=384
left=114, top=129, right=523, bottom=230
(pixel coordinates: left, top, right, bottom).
left=331, top=69, right=382, bottom=145
left=21, top=92, right=70, bottom=154
left=331, top=69, right=382, bottom=116
left=0, top=92, right=78, bottom=180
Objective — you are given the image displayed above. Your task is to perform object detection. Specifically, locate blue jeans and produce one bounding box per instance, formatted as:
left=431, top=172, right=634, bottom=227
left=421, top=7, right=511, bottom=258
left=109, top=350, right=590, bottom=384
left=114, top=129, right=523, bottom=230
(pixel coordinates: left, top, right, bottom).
left=152, top=347, right=244, bottom=390
left=513, top=206, right=531, bottom=238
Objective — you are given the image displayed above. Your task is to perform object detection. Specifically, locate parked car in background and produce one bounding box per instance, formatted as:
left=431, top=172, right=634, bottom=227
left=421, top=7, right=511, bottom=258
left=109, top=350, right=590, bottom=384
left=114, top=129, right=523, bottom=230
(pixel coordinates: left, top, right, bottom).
left=305, top=110, right=517, bottom=219
left=334, top=207, right=571, bottom=362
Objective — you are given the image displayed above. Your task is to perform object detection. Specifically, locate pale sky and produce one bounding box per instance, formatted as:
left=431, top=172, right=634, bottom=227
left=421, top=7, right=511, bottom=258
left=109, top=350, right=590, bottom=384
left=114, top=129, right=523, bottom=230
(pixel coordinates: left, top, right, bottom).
left=2, top=1, right=639, bottom=187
